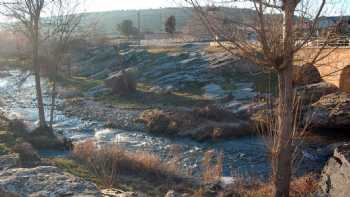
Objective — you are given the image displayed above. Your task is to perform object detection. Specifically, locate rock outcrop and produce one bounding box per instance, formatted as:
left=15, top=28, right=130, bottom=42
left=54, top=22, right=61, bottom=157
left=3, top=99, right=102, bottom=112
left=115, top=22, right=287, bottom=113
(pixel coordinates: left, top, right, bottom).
left=0, top=154, right=18, bottom=171
left=105, top=68, right=136, bottom=96
left=294, top=64, right=322, bottom=86
left=137, top=106, right=253, bottom=141
left=318, top=143, right=350, bottom=197
left=296, top=81, right=339, bottom=105
left=0, top=166, right=101, bottom=197
left=308, top=92, right=350, bottom=129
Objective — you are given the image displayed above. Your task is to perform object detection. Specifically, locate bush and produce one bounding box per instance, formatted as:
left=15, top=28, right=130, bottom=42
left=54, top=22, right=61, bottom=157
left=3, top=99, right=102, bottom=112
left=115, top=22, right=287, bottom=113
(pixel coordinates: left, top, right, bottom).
left=72, top=140, right=184, bottom=187
left=13, top=142, right=41, bottom=167
left=8, top=119, right=28, bottom=137
left=23, top=126, right=72, bottom=150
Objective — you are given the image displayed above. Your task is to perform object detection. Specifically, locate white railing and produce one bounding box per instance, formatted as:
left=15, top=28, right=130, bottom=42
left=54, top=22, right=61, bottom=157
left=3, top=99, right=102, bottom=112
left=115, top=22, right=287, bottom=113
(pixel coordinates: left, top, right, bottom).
left=305, top=36, right=350, bottom=48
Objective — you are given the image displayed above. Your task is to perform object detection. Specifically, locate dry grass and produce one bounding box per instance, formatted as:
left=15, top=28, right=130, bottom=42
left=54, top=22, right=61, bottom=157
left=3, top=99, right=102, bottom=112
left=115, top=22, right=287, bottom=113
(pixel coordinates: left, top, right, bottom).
left=202, top=150, right=223, bottom=183
left=231, top=174, right=318, bottom=197
left=72, top=140, right=185, bottom=187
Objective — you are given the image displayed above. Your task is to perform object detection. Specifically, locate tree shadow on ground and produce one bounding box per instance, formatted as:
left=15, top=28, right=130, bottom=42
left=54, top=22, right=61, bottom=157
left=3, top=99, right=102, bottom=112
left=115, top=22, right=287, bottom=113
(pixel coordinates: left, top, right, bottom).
left=96, top=88, right=212, bottom=109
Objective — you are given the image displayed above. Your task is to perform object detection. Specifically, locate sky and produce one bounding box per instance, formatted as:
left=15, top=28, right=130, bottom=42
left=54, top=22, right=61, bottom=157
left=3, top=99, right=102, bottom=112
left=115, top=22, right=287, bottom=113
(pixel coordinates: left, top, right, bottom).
left=84, top=0, right=350, bottom=16
left=85, top=0, right=179, bottom=12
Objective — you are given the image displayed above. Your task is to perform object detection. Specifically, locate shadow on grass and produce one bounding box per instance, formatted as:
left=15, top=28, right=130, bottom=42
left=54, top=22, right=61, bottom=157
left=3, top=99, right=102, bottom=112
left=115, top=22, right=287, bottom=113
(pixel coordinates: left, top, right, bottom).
left=95, top=88, right=212, bottom=108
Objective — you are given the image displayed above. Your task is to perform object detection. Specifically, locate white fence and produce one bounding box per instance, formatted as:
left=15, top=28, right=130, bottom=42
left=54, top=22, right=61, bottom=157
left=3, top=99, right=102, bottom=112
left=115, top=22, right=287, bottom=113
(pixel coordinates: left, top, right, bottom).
left=305, top=37, right=350, bottom=48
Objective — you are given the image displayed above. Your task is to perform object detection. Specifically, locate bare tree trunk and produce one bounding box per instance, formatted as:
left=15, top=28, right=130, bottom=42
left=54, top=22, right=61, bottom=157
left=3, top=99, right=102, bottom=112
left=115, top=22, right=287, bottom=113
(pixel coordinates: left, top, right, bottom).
left=274, top=66, right=293, bottom=197
left=33, top=19, right=46, bottom=127
left=49, top=79, right=57, bottom=128
left=273, top=3, right=295, bottom=196
left=49, top=60, right=59, bottom=128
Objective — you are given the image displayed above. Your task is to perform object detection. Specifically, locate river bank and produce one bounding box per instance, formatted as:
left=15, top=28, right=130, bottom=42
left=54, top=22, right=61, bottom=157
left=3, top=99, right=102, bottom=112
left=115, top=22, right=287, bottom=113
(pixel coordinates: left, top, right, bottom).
left=0, top=42, right=350, bottom=196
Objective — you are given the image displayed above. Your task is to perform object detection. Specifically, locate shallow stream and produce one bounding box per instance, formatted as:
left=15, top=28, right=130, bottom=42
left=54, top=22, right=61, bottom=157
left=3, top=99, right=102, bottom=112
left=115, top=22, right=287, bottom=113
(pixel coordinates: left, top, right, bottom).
left=0, top=70, right=326, bottom=179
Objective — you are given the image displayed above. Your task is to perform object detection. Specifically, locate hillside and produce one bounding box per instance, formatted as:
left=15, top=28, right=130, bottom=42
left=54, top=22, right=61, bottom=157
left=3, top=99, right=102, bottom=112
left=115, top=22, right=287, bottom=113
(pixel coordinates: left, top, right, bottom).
left=80, top=7, right=193, bottom=36
left=79, top=7, right=256, bottom=37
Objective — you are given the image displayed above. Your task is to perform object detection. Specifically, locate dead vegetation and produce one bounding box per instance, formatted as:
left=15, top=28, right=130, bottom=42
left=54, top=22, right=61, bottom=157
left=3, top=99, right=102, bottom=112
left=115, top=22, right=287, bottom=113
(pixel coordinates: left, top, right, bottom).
left=72, top=140, right=195, bottom=192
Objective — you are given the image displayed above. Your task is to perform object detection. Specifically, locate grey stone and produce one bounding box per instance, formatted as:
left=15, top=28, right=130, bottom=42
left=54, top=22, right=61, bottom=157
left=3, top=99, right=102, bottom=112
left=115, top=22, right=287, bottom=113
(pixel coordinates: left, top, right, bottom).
left=0, top=166, right=101, bottom=197
left=318, top=143, right=350, bottom=197
left=308, top=92, right=350, bottom=129
left=0, top=154, right=19, bottom=171
left=202, top=83, right=225, bottom=100
left=105, top=68, right=137, bottom=96
left=296, top=81, right=338, bottom=104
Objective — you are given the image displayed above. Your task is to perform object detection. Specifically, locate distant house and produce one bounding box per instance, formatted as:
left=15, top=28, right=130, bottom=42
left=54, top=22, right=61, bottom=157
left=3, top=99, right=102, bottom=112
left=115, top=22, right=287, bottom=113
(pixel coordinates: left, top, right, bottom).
left=318, top=16, right=350, bottom=36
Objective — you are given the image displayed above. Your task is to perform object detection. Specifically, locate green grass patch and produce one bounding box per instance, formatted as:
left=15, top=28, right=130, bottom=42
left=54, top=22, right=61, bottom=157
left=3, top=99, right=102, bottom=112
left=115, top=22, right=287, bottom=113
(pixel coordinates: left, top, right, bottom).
left=0, top=143, right=10, bottom=155
left=0, top=57, right=31, bottom=70
left=221, top=71, right=278, bottom=95
left=56, top=75, right=103, bottom=92
left=95, top=83, right=211, bottom=108
left=51, top=158, right=102, bottom=186
left=0, top=130, right=17, bottom=150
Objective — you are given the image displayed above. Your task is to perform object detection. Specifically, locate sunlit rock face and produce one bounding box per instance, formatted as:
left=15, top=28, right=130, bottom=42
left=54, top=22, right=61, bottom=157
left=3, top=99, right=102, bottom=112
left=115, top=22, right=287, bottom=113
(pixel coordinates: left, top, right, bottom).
left=318, top=143, right=350, bottom=197
left=340, top=65, right=350, bottom=93
left=0, top=166, right=101, bottom=197
left=296, top=81, right=338, bottom=105
left=308, top=92, right=350, bottom=129
left=296, top=48, right=350, bottom=88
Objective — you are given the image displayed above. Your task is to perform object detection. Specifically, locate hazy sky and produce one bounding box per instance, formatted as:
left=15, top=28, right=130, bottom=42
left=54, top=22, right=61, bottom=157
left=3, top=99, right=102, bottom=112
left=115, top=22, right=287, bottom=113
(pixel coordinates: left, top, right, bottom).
left=85, top=0, right=179, bottom=12
left=84, top=0, right=350, bottom=15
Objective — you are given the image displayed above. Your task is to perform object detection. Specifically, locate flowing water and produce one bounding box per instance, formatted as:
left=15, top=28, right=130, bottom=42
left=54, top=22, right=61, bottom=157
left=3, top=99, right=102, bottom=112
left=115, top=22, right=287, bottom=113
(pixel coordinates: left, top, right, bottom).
left=0, top=70, right=326, bottom=179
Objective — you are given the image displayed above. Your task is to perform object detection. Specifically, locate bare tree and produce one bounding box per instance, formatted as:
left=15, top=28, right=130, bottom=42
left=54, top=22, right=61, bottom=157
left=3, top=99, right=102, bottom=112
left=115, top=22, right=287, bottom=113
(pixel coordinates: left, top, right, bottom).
left=43, top=0, right=82, bottom=128
left=184, top=0, right=340, bottom=196
left=0, top=0, right=62, bottom=127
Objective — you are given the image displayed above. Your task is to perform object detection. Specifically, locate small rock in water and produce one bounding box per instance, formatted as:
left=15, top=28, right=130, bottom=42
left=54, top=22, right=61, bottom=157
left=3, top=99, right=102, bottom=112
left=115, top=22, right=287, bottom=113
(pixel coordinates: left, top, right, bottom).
left=164, top=190, right=191, bottom=197
left=95, top=128, right=118, bottom=141
left=202, top=83, right=225, bottom=100
left=219, top=177, right=236, bottom=190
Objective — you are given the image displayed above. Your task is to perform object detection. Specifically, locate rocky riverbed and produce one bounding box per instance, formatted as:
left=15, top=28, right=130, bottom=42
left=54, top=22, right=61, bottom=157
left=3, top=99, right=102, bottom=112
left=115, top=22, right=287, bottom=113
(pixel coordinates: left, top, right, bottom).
left=1, top=43, right=350, bottom=196
left=0, top=69, right=334, bottom=180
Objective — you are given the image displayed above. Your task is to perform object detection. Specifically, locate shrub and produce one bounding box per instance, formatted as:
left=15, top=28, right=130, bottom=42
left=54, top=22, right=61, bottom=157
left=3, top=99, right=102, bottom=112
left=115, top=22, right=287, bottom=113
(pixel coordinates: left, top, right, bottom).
left=8, top=119, right=28, bottom=137
left=22, top=126, right=71, bottom=150
left=72, top=140, right=184, bottom=187
left=13, top=142, right=41, bottom=167
left=202, top=150, right=223, bottom=183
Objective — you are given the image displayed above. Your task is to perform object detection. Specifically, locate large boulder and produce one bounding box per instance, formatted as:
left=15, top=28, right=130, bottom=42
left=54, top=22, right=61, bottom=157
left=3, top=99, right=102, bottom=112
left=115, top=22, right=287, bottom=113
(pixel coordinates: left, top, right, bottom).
left=340, top=65, right=350, bottom=93
left=181, top=121, right=252, bottom=141
left=308, top=92, right=350, bottom=129
left=137, top=109, right=196, bottom=135
left=105, top=68, right=136, bottom=96
left=296, top=81, right=339, bottom=105
left=318, top=143, right=350, bottom=197
left=137, top=106, right=253, bottom=141
left=293, top=64, right=322, bottom=86
left=0, top=166, right=101, bottom=197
